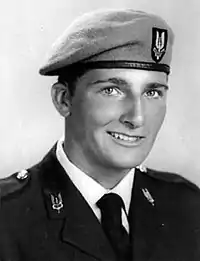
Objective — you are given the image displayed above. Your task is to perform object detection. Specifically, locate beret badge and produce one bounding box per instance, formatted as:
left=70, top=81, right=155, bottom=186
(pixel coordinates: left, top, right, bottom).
left=151, top=27, right=168, bottom=63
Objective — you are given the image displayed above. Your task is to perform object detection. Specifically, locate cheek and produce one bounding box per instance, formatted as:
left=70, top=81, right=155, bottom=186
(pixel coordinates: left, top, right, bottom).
left=146, top=103, right=166, bottom=134
left=83, top=96, right=121, bottom=127
left=70, top=94, right=118, bottom=143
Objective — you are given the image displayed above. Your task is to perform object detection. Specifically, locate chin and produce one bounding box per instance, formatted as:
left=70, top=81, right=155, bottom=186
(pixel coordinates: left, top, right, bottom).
left=106, top=151, right=149, bottom=169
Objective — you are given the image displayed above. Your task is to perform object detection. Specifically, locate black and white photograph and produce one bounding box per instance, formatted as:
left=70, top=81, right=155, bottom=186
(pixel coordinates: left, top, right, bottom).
left=0, top=0, right=200, bottom=260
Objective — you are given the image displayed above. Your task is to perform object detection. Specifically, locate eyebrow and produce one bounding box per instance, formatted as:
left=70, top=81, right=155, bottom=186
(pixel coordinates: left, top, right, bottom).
left=90, top=77, right=169, bottom=90
left=90, top=77, right=128, bottom=86
left=145, top=82, right=169, bottom=90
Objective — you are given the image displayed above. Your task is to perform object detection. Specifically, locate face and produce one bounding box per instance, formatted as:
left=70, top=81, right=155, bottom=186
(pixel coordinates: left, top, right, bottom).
left=66, top=68, right=168, bottom=171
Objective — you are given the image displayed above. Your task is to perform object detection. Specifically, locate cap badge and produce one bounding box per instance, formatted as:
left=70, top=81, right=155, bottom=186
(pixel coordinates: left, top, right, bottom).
left=141, top=188, right=155, bottom=206
left=151, top=27, right=168, bottom=63
left=50, top=193, right=63, bottom=213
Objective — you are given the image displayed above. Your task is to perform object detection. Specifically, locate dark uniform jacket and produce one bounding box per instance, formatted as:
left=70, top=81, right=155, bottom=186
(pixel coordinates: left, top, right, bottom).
left=1, top=145, right=200, bottom=261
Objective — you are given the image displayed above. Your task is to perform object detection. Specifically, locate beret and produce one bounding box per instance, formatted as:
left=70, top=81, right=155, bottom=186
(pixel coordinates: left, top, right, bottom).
left=39, top=9, right=174, bottom=76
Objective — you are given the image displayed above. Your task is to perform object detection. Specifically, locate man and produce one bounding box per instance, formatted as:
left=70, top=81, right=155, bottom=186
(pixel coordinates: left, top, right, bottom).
left=0, top=8, right=200, bottom=261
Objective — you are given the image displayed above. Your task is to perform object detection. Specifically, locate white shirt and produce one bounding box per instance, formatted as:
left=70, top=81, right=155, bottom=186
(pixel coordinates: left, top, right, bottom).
left=56, top=138, right=135, bottom=233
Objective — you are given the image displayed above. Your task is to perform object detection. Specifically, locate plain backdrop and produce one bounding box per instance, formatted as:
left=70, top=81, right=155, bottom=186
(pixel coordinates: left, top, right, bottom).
left=1, top=0, right=200, bottom=186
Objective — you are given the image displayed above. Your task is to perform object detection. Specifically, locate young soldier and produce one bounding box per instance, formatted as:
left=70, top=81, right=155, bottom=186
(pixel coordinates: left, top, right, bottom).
left=1, top=9, right=200, bottom=261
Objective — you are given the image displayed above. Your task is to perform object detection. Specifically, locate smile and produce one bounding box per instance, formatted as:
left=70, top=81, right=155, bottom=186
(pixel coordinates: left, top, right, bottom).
left=108, top=131, right=145, bottom=143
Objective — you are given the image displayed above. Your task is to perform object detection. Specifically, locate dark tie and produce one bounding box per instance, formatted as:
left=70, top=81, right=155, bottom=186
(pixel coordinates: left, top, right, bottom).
left=97, top=193, right=131, bottom=261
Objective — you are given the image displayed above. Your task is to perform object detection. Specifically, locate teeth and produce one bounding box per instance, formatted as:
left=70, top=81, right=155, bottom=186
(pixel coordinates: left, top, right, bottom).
left=110, top=132, right=140, bottom=142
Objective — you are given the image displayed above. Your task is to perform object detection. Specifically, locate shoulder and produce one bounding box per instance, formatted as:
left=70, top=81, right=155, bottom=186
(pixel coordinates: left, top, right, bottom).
left=0, top=166, right=41, bottom=235
left=0, top=144, right=59, bottom=208
left=145, top=166, right=200, bottom=192
left=0, top=162, right=48, bottom=234
left=0, top=169, right=31, bottom=200
left=0, top=164, right=43, bottom=206
left=0, top=154, right=50, bottom=202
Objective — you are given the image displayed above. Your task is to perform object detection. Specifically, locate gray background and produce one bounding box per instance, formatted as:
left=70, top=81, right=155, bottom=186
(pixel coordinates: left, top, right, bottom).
left=1, top=0, right=200, bottom=186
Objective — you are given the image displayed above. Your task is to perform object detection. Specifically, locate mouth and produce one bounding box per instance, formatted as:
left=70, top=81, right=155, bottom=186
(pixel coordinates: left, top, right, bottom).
left=107, top=131, right=145, bottom=146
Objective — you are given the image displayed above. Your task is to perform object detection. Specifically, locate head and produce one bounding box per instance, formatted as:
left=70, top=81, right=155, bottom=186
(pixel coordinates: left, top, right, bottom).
left=51, top=67, right=168, bottom=172
left=40, top=8, right=174, bottom=181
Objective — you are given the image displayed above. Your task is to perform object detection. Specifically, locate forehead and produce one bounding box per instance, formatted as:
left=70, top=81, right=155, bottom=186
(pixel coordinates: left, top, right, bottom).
left=77, top=68, right=168, bottom=87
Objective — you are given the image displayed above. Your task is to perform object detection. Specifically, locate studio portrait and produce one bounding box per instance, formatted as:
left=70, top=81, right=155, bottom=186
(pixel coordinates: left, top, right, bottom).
left=0, top=0, right=200, bottom=261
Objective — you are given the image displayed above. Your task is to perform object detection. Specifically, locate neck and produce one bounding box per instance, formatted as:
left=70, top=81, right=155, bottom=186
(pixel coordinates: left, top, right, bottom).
left=63, top=139, right=131, bottom=189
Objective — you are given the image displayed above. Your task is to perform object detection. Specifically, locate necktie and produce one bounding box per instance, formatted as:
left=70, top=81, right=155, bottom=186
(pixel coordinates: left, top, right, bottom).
left=97, top=193, right=131, bottom=261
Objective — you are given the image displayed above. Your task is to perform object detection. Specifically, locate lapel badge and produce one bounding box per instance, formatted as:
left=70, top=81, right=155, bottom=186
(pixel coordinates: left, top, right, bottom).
left=50, top=192, right=63, bottom=213
left=142, top=188, right=155, bottom=206
left=151, top=27, right=168, bottom=63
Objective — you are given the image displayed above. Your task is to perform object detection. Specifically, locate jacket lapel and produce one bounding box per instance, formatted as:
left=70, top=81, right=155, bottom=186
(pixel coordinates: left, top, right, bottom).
left=129, top=167, right=163, bottom=261
left=61, top=181, right=115, bottom=261
left=40, top=146, right=116, bottom=261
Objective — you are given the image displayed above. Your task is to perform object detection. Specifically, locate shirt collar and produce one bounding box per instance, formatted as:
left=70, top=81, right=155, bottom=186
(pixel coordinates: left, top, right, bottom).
left=56, top=138, right=135, bottom=214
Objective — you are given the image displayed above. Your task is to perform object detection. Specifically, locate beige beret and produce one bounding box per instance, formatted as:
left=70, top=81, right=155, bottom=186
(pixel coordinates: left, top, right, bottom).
left=39, top=9, right=174, bottom=76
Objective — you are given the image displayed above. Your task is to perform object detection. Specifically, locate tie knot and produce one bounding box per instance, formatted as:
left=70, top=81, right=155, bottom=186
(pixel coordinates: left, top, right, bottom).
left=97, top=193, right=125, bottom=224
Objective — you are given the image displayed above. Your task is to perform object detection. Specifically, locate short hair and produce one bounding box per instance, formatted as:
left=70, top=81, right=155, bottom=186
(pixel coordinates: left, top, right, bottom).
left=57, top=64, right=89, bottom=97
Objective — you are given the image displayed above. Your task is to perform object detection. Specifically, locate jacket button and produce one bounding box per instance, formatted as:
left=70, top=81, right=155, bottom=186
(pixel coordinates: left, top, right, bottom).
left=136, top=165, right=147, bottom=173
left=16, top=169, right=28, bottom=180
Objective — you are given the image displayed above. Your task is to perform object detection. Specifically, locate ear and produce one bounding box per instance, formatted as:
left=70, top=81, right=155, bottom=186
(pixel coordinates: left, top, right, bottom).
left=51, top=82, right=72, bottom=118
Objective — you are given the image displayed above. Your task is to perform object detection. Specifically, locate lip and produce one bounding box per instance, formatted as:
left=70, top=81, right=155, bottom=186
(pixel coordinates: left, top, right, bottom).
left=107, top=131, right=146, bottom=147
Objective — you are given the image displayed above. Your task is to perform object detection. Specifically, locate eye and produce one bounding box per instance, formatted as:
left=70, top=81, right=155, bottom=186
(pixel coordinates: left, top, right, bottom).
left=100, top=86, right=122, bottom=96
left=144, top=89, right=163, bottom=99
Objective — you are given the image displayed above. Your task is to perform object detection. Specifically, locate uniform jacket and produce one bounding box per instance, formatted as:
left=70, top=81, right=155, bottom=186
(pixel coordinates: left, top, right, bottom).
left=1, top=145, right=200, bottom=261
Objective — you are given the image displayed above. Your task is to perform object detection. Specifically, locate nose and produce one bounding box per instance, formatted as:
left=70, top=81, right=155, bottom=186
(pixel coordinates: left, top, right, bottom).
left=119, top=98, right=145, bottom=129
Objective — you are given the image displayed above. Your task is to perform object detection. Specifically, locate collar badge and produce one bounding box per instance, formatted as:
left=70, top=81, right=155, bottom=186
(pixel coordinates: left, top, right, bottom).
left=142, top=188, right=155, bottom=206
left=50, top=192, right=63, bottom=213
